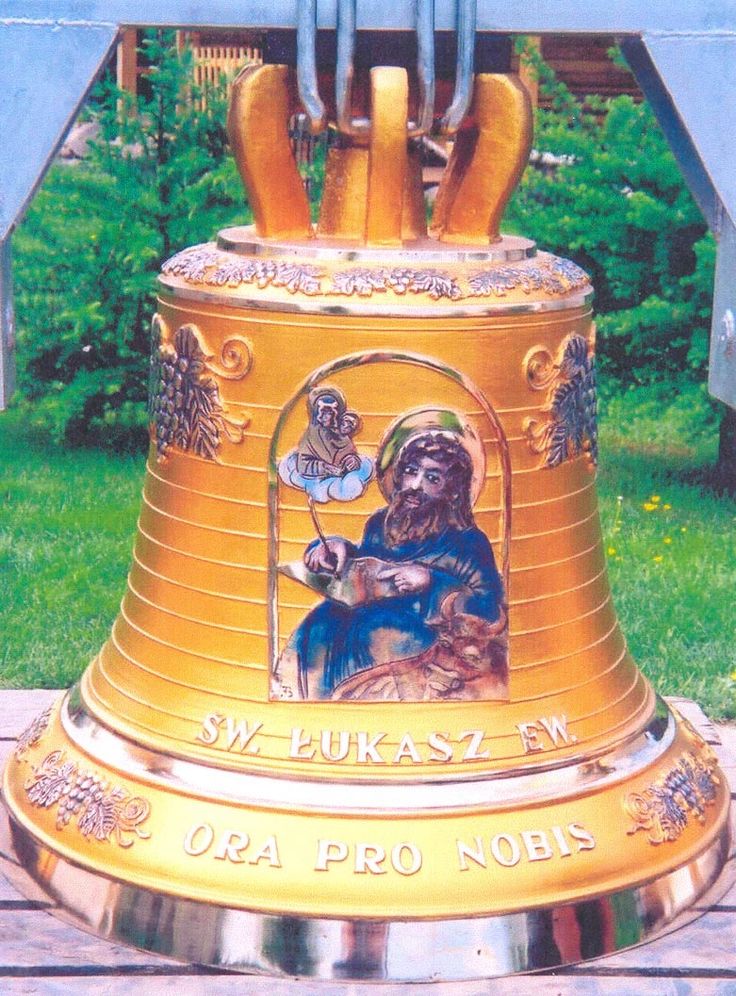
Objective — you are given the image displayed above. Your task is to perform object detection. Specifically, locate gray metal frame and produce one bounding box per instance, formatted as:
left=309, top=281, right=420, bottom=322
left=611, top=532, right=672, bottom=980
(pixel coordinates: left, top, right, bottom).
left=1, top=2, right=735, bottom=408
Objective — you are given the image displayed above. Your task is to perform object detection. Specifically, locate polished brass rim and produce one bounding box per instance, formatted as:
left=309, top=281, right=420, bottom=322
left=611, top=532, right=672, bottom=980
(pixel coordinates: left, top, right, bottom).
left=0, top=801, right=732, bottom=981
left=61, top=690, right=676, bottom=812
left=158, top=280, right=595, bottom=317
left=216, top=227, right=537, bottom=263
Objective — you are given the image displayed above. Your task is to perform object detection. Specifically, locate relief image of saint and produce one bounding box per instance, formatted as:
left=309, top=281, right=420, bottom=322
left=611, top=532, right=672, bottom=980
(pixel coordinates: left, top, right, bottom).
left=275, top=411, right=509, bottom=702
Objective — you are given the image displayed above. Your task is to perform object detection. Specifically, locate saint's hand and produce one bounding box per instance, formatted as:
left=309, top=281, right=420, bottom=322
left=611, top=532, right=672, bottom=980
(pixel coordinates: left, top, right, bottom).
left=304, top=537, right=350, bottom=575
left=377, top=563, right=431, bottom=594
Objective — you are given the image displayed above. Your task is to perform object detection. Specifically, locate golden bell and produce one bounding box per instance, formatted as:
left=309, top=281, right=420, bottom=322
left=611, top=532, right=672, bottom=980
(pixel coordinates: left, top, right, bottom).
left=1, top=59, right=732, bottom=983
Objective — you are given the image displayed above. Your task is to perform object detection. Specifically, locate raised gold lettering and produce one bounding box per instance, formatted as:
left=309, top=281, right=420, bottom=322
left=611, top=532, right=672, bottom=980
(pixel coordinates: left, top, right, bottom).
left=249, top=835, right=281, bottom=867
left=539, top=714, right=575, bottom=746
left=521, top=830, right=553, bottom=861
left=457, top=836, right=487, bottom=871
left=551, top=824, right=572, bottom=857
left=459, top=730, right=490, bottom=761
left=290, top=727, right=316, bottom=759
left=315, top=839, right=349, bottom=870
left=225, top=718, right=262, bottom=754
left=214, top=830, right=250, bottom=863
left=320, top=730, right=350, bottom=762
left=356, top=731, right=386, bottom=763
left=427, top=731, right=454, bottom=762
left=393, top=734, right=422, bottom=764
left=490, top=833, right=521, bottom=867
left=355, top=843, right=387, bottom=875
left=392, top=843, right=422, bottom=875
left=196, top=713, right=225, bottom=745
left=183, top=822, right=214, bottom=856
left=568, top=823, right=596, bottom=851
left=517, top=722, right=543, bottom=753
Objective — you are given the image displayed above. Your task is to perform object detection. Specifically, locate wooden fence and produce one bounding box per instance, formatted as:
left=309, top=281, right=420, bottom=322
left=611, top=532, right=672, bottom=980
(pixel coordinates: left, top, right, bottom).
left=190, top=45, right=262, bottom=107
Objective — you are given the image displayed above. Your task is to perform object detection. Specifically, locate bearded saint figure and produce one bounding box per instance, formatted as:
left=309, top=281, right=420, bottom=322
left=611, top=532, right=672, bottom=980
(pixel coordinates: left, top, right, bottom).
left=277, top=425, right=504, bottom=700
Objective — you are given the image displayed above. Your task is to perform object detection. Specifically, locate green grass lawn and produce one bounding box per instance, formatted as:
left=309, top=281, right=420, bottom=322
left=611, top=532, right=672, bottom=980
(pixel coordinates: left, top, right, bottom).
left=0, top=414, right=143, bottom=689
left=1, top=400, right=734, bottom=717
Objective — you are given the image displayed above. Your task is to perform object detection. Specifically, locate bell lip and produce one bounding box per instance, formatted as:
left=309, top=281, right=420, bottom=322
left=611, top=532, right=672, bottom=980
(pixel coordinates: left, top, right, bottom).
left=0, top=800, right=732, bottom=982
left=61, top=688, right=676, bottom=813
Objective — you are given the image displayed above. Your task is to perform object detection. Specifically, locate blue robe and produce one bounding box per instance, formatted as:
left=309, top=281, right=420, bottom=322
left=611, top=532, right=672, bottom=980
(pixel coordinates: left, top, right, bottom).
left=294, top=509, right=503, bottom=698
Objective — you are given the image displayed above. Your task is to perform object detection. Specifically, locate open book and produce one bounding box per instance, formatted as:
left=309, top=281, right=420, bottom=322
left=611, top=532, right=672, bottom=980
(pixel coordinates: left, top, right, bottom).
left=278, top=556, right=400, bottom=606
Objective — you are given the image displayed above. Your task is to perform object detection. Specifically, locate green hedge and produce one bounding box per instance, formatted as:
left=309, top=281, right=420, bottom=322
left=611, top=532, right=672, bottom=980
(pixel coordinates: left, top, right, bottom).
left=13, top=32, right=247, bottom=448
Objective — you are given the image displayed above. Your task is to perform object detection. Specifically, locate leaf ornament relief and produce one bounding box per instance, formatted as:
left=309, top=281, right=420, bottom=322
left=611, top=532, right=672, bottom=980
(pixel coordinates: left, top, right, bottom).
left=24, top=750, right=151, bottom=848
left=523, top=333, right=598, bottom=469
left=14, top=707, right=53, bottom=760
left=162, top=246, right=323, bottom=294
left=329, top=267, right=462, bottom=300
left=162, top=246, right=589, bottom=301
left=624, top=742, right=720, bottom=845
left=149, top=315, right=252, bottom=461
left=467, top=257, right=588, bottom=298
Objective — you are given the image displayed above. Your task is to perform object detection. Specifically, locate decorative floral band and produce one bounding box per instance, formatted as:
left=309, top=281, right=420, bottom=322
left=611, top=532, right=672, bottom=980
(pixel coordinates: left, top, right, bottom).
left=14, top=705, right=152, bottom=849
left=624, top=741, right=720, bottom=845
left=161, top=245, right=590, bottom=301
left=15, top=706, right=53, bottom=760
left=24, top=749, right=151, bottom=848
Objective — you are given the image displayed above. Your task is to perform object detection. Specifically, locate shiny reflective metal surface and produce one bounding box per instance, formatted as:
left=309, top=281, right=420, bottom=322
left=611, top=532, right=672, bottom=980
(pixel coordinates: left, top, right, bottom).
left=295, top=0, right=326, bottom=134
left=61, top=688, right=676, bottom=812
left=157, top=282, right=595, bottom=317
left=0, top=800, right=732, bottom=981
left=216, top=228, right=537, bottom=262
left=439, top=0, right=476, bottom=134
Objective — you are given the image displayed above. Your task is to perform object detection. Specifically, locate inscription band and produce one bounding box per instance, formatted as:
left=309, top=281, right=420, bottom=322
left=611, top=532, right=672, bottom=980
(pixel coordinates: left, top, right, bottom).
left=61, top=689, right=675, bottom=813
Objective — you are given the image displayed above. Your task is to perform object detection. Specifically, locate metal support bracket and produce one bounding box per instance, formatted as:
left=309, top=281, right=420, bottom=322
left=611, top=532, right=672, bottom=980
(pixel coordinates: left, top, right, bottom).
left=0, top=17, right=119, bottom=408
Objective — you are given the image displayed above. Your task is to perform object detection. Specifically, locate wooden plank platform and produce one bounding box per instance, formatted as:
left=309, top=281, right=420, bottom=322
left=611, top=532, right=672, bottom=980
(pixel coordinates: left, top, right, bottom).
left=1, top=690, right=734, bottom=995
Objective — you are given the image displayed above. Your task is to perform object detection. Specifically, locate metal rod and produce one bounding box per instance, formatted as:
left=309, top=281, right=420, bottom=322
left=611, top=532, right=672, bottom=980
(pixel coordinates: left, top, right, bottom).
left=296, top=0, right=326, bottom=134
left=408, top=0, right=435, bottom=138
left=0, top=238, right=15, bottom=410
left=336, top=0, right=366, bottom=137
left=440, top=0, right=477, bottom=134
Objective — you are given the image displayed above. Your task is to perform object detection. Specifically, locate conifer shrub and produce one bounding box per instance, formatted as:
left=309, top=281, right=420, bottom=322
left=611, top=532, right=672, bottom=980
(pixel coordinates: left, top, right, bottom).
left=505, top=43, right=720, bottom=447
left=13, top=31, right=247, bottom=448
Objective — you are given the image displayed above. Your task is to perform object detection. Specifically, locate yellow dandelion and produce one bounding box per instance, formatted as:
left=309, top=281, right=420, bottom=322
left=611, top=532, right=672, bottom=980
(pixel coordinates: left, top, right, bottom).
left=643, top=502, right=657, bottom=511
left=607, top=546, right=616, bottom=556
left=663, top=537, right=672, bottom=545
left=653, top=555, right=664, bottom=563
left=731, top=670, right=736, bottom=682
left=663, top=503, right=671, bottom=510
left=650, top=495, right=661, bottom=503
left=681, top=526, right=688, bottom=532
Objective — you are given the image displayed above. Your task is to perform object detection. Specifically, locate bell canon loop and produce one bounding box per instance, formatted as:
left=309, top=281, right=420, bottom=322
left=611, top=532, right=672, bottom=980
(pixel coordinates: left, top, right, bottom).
left=1, top=34, right=733, bottom=984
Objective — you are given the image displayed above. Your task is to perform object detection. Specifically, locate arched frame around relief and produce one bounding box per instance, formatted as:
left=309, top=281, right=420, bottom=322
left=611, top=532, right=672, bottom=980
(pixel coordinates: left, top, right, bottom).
left=267, top=350, right=512, bottom=675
